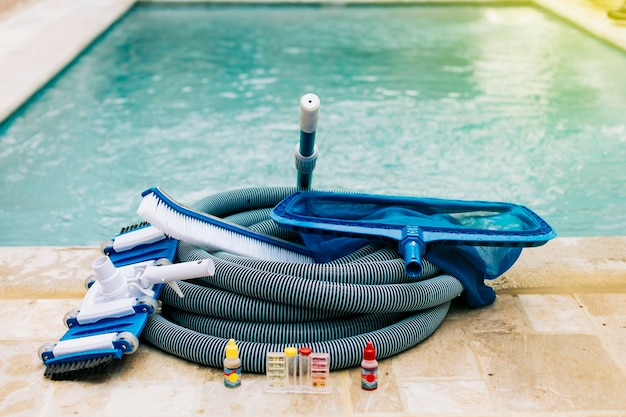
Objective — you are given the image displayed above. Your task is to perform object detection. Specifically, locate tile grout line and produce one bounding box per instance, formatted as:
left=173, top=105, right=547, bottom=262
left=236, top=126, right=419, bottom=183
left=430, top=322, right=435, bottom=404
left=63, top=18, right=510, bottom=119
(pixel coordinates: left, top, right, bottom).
left=572, top=293, right=626, bottom=379
left=341, top=370, right=354, bottom=417
left=37, top=380, right=56, bottom=417
left=460, top=319, right=501, bottom=416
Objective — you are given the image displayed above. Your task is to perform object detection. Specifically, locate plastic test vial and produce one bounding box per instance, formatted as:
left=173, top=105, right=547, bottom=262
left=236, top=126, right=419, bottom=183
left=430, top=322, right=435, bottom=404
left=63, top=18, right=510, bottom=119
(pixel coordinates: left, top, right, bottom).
left=298, top=347, right=312, bottom=388
left=284, top=347, right=298, bottom=389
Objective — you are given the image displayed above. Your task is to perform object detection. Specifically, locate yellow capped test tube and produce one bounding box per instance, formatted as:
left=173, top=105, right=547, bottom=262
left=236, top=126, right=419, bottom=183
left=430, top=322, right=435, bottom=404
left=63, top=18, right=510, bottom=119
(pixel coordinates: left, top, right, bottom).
left=284, top=347, right=298, bottom=388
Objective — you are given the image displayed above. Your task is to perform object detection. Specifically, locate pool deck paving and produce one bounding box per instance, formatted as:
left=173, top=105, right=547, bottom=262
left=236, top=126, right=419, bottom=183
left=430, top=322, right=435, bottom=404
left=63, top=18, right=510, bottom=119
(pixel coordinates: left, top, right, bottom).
left=1, top=239, right=625, bottom=417
left=1, top=1, right=626, bottom=416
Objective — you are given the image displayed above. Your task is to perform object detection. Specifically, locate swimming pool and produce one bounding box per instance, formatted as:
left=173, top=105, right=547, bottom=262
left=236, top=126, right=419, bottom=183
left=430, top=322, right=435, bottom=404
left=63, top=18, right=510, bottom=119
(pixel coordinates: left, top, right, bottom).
left=0, top=4, right=625, bottom=246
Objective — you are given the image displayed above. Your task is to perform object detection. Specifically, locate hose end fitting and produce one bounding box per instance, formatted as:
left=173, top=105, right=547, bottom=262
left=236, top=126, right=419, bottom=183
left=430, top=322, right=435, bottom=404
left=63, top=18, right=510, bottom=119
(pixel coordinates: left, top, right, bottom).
left=92, top=255, right=129, bottom=300
left=399, top=227, right=426, bottom=277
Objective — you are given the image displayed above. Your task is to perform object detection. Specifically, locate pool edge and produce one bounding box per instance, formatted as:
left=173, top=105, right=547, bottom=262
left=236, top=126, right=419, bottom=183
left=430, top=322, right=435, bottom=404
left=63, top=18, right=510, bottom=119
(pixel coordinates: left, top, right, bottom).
left=0, top=0, right=135, bottom=124
left=1, top=237, right=624, bottom=300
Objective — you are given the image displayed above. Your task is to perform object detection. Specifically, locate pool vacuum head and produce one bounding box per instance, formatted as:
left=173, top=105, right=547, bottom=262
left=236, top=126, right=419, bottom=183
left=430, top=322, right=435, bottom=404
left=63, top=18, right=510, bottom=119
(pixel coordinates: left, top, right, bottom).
left=39, top=225, right=215, bottom=380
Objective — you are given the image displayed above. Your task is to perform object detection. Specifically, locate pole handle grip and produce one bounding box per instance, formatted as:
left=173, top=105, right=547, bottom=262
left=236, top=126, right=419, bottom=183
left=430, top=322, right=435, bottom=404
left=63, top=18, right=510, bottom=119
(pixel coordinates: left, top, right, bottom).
left=300, top=93, right=320, bottom=134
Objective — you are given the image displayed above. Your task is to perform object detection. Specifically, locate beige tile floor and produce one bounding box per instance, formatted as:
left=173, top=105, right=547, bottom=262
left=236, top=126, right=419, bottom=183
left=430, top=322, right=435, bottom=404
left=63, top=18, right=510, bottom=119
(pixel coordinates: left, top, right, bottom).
left=1, top=1, right=626, bottom=416
left=0, top=239, right=625, bottom=417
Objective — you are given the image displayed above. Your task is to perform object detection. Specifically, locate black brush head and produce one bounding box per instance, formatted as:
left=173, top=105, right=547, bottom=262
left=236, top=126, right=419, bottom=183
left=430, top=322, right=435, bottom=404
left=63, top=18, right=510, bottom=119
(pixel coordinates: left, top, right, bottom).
left=119, top=221, right=149, bottom=235
left=44, top=355, right=117, bottom=381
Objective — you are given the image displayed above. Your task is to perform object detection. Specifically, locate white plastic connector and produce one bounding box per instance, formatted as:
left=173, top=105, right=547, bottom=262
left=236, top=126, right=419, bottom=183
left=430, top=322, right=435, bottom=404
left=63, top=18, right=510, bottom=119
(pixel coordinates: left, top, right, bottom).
left=92, top=256, right=129, bottom=300
left=140, top=258, right=215, bottom=287
left=294, top=144, right=318, bottom=174
left=81, top=258, right=216, bottom=323
left=300, top=93, right=320, bottom=134
left=112, top=225, right=166, bottom=252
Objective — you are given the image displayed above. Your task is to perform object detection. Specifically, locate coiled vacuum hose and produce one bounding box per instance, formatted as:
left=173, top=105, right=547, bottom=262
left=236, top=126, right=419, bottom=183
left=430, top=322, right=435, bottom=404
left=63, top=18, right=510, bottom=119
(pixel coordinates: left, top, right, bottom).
left=142, top=187, right=464, bottom=373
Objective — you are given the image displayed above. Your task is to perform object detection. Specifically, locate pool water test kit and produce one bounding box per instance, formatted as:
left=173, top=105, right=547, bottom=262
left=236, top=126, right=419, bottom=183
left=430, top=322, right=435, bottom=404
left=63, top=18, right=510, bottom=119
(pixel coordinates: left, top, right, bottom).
left=266, top=348, right=331, bottom=393
left=37, top=93, right=555, bottom=391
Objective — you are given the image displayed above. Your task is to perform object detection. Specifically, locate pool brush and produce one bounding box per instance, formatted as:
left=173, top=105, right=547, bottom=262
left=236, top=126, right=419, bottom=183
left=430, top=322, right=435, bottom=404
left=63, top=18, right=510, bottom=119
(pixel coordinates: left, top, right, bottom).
left=136, top=186, right=314, bottom=264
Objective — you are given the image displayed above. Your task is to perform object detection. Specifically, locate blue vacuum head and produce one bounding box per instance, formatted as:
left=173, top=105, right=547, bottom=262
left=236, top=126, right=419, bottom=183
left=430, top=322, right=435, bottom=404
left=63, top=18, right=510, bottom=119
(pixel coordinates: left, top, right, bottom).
left=40, top=225, right=179, bottom=381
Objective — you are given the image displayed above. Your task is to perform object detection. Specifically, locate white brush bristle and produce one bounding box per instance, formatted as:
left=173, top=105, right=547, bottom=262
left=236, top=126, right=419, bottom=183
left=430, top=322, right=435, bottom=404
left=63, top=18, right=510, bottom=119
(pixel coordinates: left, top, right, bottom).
left=137, top=192, right=313, bottom=264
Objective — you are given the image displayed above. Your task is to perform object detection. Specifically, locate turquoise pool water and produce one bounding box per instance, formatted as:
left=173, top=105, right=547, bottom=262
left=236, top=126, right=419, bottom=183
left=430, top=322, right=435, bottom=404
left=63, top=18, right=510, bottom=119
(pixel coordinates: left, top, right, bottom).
left=1, top=5, right=625, bottom=245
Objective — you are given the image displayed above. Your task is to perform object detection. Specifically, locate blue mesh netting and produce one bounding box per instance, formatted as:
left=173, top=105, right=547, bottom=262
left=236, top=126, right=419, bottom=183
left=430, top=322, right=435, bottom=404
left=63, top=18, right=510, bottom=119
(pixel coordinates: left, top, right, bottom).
left=273, top=191, right=553, bottom=308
